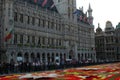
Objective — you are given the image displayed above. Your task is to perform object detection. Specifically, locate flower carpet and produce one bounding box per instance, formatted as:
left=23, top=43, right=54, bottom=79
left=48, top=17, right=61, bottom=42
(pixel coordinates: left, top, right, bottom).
left=1, top=63, right=120, bottom=80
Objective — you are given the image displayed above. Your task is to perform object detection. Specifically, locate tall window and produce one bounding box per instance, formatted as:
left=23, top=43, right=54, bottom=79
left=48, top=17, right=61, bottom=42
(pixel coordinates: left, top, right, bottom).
left=59, top=24, right=61, bottom=31
left=51, top=38, right=54, bottom=45
left=14, top=34, right=17, bottom=44
left=38, top=19, right=40, bottom=26
left=48, top=38, right=50, bottom=45
left=42, top=37, right=45, bottom=45
left=38, top=37, right=41, bottom=45
left=27, top=16, right=30, bottom=24
left=68, top=7, right=70, bottom=19
left=14, top=12, right=18, bottom=22
left=48, top=21, right=50, bottom=28
left=59, top=39, right=62, bottom=46
left=32, top=36, right=35, bottom=44
left=56, top=39, right=58, bottom=46
left=19, top=14, right=24, bottom=23
left=20, top=34, right=23, bottom=44
left=72, top=0, right=74, bottom=5
left=68, top=0, right=70, bottom=4
left=72, top=9, right=74, bottom=19
left=32, top=17, right=35, bottom=25
left=51, top=22, right=54, bottom=29
left=43, top=20, right=45, bottom=27
left=27, top=36, right=30, bottom=43
left=58, top=0, right=60, bottom=2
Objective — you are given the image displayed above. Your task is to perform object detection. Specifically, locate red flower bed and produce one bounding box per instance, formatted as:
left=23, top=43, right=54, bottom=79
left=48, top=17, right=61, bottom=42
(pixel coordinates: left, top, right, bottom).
left=1, top=63, right=120, bottom=80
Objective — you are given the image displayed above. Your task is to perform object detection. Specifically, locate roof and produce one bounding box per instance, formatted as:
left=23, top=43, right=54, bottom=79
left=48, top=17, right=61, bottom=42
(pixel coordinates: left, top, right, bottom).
left=116, top=22, right=120, bottom=29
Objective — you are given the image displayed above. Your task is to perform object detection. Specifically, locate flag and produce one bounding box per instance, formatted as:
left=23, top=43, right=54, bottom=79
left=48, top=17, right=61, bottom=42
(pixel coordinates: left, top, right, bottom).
left=73, top=10, right=79, bottom=14
left=89, top=19, right=93, bottom=24
left=34, top=0, right=37, bottom=3
left=4, top=28, right=13, bottom=42
left=83, top=16, right=87, bottom=22
left=50, top=3, right=55, bottom=9
left=42, top=0, right=47, bottom=7
left=80, top=15, right=82, bottom=20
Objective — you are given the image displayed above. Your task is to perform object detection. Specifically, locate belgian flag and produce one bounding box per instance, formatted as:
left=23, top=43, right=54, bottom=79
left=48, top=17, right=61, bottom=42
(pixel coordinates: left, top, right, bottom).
left=4, top=28, right=13, bottom=42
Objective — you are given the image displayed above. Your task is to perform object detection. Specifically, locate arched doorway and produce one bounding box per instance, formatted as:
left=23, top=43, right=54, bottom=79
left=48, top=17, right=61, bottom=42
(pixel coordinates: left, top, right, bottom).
left=10, top=52, right=15, bottom=63
left=81, top=54, right=83, bottom=61
left=64, top=53, right=66, bottom=61
left=47, top=53, right=50, bottom=63
left=17, top=52, right=23, bottom=62
left=42, top=53, right=45, bottom=63
left=78, top=53, right=80, bottom=61
left=69, top=50, right=74, bottom=59
left=31, top=53, right=35, bottom=62
left=51, top=53, right=54, bottom=62
left=37, top=53, right=40, bottom=62
left=24, top=52, right=29, bottom=62
left=0, top=54, right=1, bottom=62
left=60, top=53, right=62, bottom=62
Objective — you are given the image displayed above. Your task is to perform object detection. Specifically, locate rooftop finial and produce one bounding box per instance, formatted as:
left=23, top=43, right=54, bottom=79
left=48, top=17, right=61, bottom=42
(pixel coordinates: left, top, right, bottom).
left=98, top=23, right=100, bottom=27
left=89, top=3, right=91, bottom=10
left=88, top=3, right=92, bottom=11
left=79, top=6, right=83, bottom=12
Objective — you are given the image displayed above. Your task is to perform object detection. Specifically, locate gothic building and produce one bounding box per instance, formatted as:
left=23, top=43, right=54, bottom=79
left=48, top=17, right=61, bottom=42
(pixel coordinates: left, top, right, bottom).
left=115, top=23, right=120, bottom=60
left=0, top=0, right=96, bottom=63
left=95, top=21, right=117, bottom=62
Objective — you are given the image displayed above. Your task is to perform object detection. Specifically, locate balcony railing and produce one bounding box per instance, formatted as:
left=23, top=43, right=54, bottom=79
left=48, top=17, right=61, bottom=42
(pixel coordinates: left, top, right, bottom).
left=7, top=44, right=66, bottom=50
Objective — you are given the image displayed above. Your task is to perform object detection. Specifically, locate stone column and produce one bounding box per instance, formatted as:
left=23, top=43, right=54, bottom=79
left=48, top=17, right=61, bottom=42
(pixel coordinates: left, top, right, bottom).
left=49, top=53, right=52, bottom=62
left=14, top=52, right=17, bottom=63
left=22, top=52, right=24, bottom=62
left=28, top=53, right=31, bottom=63
left=74, top=42, right=78, bottom=60
left=83, top=53, right=85, bottom=61
left=40, top=53, right=42, bottom=63
left=54, top=39, right=56, bottom=47
left=45, top=37, right=48, bottom=46
left=54, top=53, right=56, bottom=62
left=45, top=53, right=48, bottom=63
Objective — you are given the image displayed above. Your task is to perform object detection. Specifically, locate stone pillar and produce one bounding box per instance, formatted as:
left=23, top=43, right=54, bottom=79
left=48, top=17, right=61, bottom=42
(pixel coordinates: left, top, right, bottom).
left=24, top=34, right=27, bottom=44
left=93, top=52, right=97, bottom=62
left=40, top=53, right=42, bottom=63
left=6, top=52, right=10, bottom=63
left=54, top=39, right=56, bottom=47
left=28, top=53, right=31, bottom=63
left=45, top=37, right=48, bottom=46
left=45, top=53, right=48, bottom=63
left=74, top=42, right=78, bottom=60
left=22, top=52, right=24, bottom=62
left=18, top=35, right=20, bottom=44
left=49, top=53, right=52, bottom=62
left=14, top=52, right=17, bottom=63
left=54, top=53, right=56, bottom=62
left=35, top=36, right=38, bottom=46
left=80, top=54, right=82, bottom=62
left=83, top=53, right=85, bottom=61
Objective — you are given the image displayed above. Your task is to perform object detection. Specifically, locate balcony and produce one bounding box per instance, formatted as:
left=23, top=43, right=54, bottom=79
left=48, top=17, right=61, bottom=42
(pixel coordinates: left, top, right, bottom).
left=7, top=44, right=66, bottom=50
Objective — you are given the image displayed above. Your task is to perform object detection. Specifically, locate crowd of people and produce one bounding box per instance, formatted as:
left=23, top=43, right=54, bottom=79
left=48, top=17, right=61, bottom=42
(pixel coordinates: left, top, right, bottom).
left=0, top=60, right=117, bottom=75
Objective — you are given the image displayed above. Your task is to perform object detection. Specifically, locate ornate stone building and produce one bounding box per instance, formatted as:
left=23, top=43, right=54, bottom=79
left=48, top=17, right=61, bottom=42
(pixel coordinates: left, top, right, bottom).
left=95, top=24, right=106, bottom=62
left=0, top=0, right=96, bottom=63
left=95, top=21, right=117, bottom=62
left=115, top=23, right=120, bottom=60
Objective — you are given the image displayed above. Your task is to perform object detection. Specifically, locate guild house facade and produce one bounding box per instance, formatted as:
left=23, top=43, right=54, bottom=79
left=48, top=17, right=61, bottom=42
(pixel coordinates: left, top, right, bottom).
left=0, top=0, right=96, bottom=63
left=95, top=21, right=117, bottom=62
